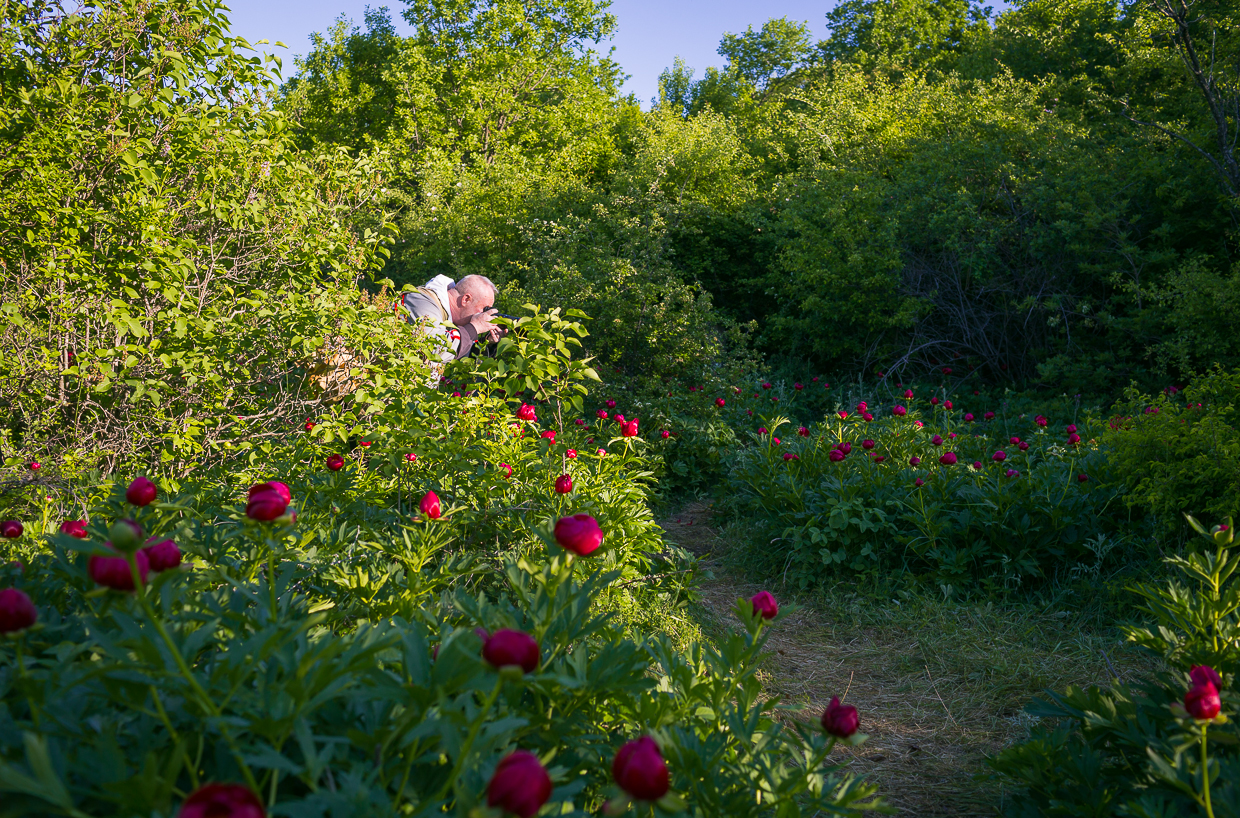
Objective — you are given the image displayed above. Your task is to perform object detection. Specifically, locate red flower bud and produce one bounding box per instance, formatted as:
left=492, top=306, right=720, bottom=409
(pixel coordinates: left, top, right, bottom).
left=1078, top=474, right=1088, bottom=483
left=1005, top=469, right=1020, bottom=477
left=517, top=404, right=537, bottom=421
left=1067, top=433, right=1081, bottom=445
left=798, top=426, right=810, bottom=437
left=143, top=538, right=182, bottom=572
left=931, top=435, right=943, bottom=446
left=178, top=783, right=265, bottom=818
left=60, top=520, right=88, bottom=538
left=326, top=454, right=345, bottom=471
left=499, top=463, right=513, bottom=479
left=614, top=414, right=626, bottom=424
left=964, top=413, right=974, bottom=422
left=714, top=396, right=726, bottom=408
left=419, top=490, right=441, bottom=519
left=541, top=430, right=556, bottom=443
left=930, top=397, right=939, bottom=405
left=360, top=440, right=373, bottom=447
left=1066, top=424, right=1078, bottom=433
left=829, top=450, right=845, bottom=462
left=1, top=520, right=23, bottom=539
left=613, top=736, right=669, bottom=801
left=575, top=418, right=585, bottom=426
left=597, top=409, right=609, bottom=420
left=909, top=456, right=921, bottom=466
left=762, top=382, right=772, bottom=390
left=904, top=389, right=914, bottom=399
left=758, top=427, right=768, bottom=435
left=89, top=544, right=149, bottom=591
left=862, top=439, right=875, bottom=450
left=405, top=452, right=418, bottom=463
left=838, top=442, right=852, bottom=455
left=750, top=590, right=778, bottom=619
left=1018, top=442, right=1029, bottom=451
left=27, top=461, right=40, bottom=471
left=1192, top=666, right=1223, bottom=689
left=566, top=449, right=577, bottom=459
left=985, top=412, right=995, bottom=420
left=1009, top=436, right=1021, bottom=444
left=555, top=474, right=573, bottom=494
left=892, top=405, right=907, bottom=416
left=126, top=476, right=158, bottom=507
left=794, top=382, right=804, bottom=391
left=304, top=419, right=315, bottom=432
left=1035, top=415, right=1048, bottom=427
left=606, top=399, right=617, bottom=408
left=821, top=696, right=859, bottom=737
left=862, top=412, right=873, bottom=421
left=838, top=411, right=848, bottom=419
left=621, top=420, right=639, bottom=437
left=554, top=514, right=603, bottom=555
left=939, top=452, right=958, bottom=465
left=914, top=477, right=924, bottom=487
left=0, top=588, right=37, bottom=634
left=944, top=400, right=953, bottom=410
left=487, top=751, right=552, bottom=818
left=992, top=451, right=1006, bottom=462
left=246, top=483, right=290, bottom=521
left=1186, top=681, right=1222, bottom=720
left=482, top=628, right=540, bottom=673
left=660, top=430, right=670, bottom=439
left=972, top=461, right=983, bottom=470
left=783, top=452, right=799, bottom=461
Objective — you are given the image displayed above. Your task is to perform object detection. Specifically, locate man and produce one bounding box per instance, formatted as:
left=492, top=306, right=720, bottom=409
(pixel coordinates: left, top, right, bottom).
left=398, top=273, right=502, bottom=369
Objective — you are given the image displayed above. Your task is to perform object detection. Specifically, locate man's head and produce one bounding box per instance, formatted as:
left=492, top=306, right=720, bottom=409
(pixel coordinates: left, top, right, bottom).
left=447, top=274, right=498, bottom=324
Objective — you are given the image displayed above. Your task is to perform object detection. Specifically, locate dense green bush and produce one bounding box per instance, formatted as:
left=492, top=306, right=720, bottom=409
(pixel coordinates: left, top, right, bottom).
left=989, top=516, right=1240, bottom=817
left=714, top=390, right=1127, bottom=592
left=1108, top=367, right=1240, bottom=538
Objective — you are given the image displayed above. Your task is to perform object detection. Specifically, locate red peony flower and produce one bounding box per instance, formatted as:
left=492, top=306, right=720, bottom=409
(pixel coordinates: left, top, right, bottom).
left=482, top=629, right=540, bottom=673
left=126, top=477, right=158, bottom=507
left=892, top=405, right=907, bottom=416
left=326, top=454, right=345, bottom=471
left=555, top=474, right=573, bottom=494
left=246, top=483, right=290, bottom=521
left=621, top=420, right=639, bottom=437
left=60, top=520, right=88, bottom=539
left=992, top=451, right=1006, bottom=462
left=914, top=477, right=925, bottom=487
left=575, top=418, right=586, bottom=426
left=838, top=442, right=852, bottom=455
left=419, top=490, right=441, bottom=520
left=606, top=399, right=617, bottom=408
left=904, top=389, right=914, bottom=399
left=1078, top=474, right=1089, bottom=483
left=944, top=400, right=953, bottom=410
left=758, top=427, right=768, bottom=435
left=829, top=450, right=846, bottom=463
left=613, top=736, right=669, bottom=801
left=715, top=397, right=726, bottom=407
left=1192, top=666, right=1223, bottom=689
left=931, top=435, right=943, bottom=446
left=1035, top=415, right=1048, bottom=427
left=1066, top=424, right=1078, bottom=434
left=89, top=544, right=149, bottom=591
left=517, top=404, right=537, bottom=421
left=304, top=419, right=315, bottom=432
left=794, top=383, right=804, bottom=391
left=750, top=590, right=778, bottom=619
left=762, top=382, right=772, bottom=390
left=930, top=397, right=939, bottom=406
left=541, top=430, right=556, bottom=443
left=1018, top=441, right=1030, bottom=451
left=798, top=426, right=810, bottom=437
left=597, top=409, right=609, bottom=420
left=0, top=588, right=37, bottom=634
left=972, top=461, right=983, bottom=470
left=554, top=514, right=603, bottom=555
left=1186, top=682, right=1222, bottom=720
left=783, top=452, right=799, bottom=461
left=1067, top=433, right=1081, bottom=445
left=487, top=751, right=552, bottom=818
left=939, top=452, right=958, bottom=465
left=909, top=456, right=921, bottom=466
left=964, top=413, right=974, bottom=422
left=499, top=463, right=513, bottom=479
left=862, top=439, right=875, bottom=450
left=862, top=412, right=874, bottom=421
left=985, top=412, right=995, bottom=420
left=1, top=520, right=23, bottom=539
left=27, top=461, right=40, bottom=471
left=660, top=430, right=671, bottom=439
left=1006, top=469, right=1020, bottom=477
left=566, top=449, right=577, bottom=459
left=405, top=452, right=418, bottom=463
left=178, top=783, right=265, bottom=818
left=838, top=411, right=849, bottom=419
left=821, top=696, right=859, bottom=737
left=142, top=538, right=182, bottom=572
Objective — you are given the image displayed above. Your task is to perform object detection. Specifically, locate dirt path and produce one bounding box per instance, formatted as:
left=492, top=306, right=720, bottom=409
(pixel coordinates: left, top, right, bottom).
left=659, top=501, right=1148, bottom=816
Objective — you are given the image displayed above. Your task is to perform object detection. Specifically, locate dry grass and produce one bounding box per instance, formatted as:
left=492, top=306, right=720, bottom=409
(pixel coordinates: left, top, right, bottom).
left=659, top=502, right=1155, bottom=817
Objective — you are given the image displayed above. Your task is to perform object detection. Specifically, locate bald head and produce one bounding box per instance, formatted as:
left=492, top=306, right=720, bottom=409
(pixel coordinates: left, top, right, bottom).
left=447, top=274, right=498, bottom=324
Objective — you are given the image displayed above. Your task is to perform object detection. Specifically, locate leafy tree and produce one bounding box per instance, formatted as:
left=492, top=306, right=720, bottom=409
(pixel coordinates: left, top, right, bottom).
left=717, top=17, right=815, bottom=90
left=819, top=0, right=994, bottom=73
left=654, top=56, right=695, bottom=115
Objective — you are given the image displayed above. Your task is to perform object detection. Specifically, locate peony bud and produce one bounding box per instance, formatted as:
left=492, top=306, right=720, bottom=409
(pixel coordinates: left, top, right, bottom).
left=838, top=411, right=848, bottom=419
left=1035, top=415, right=1048, bottom=427
left=554, top=514, right=603, bottom=555
left=1191, top=666, right=1223, bottom=689
left=715, top=398, right=726, bottom=407
left=1078, top=474, right=1088, bottom=483
left=487, top=751, right=552, bottom=818
left=326, top=454, right=345, bottom=471
left=795, top=382, right=804, bottom=391
left=758, top=427, right=768, bottom=435
left=931, top=435, right=943, bottom=446
left=930, top=398, right=939, bottom=406
left=126, top=477, right=158, bottom=507
left=1005, top=469, right=1020, bottom=477
left=517, top=404, right=537, bottom=422
left=614, top=414, right=626, bottom=424
left=499, top=463, right=513, bottom=479
left=143, top=538, right=182, bottom=572
left=107, top=519, right=143, bottom=552
left=939, top=452, right=958, bottom=465
left=597, top=409, right=609, bottom=420
left=0, top=588, right=37, bottom=634
left=1067, top=433, right=1081, bottom=445
left=1066, top=424, right=1077, bottom=433
left=405, top=452, right=418, bottom=463
left=985, top=412, right=995, bottom=420
left=660, top=430, right=670, bottom=439
left=622, top=420, right=639, bottom=437
left=909, top=456, right=921, bottom=466
left=1018, top=442, right=1029, bottom=451
left=541, top=429, right=556, bottom=443
left=419, top=490, right=441, bottom=520
left=964, top=413, right=974, bottom=422
left=838, top=442, right=852, bottom=455
left=914, top=477, right=924, bottom=487
left=863, top=413, right=874, bottom=422
left=904, top=389, right=914, bottom=399
left=944, top=400, right=953, bottom=410
left=750, top=590, right=778, bottom=619
left=1010, top=436, right=1021, bottom=444
left=177, top=783, right=266, bottom=818
left=862, top=439, right=875, bottom=450
left=892, top=405, right=907, bottom=416
left=482, top=629, right=540, bottom=673
left=783, top=452, right=799, bottom=461
left=1, top=520, right=23, bottom=539
left=245, top=484, right=289, bottom=522
left=798, top=426, right=810, bottom=437
left=1186, top=681, right=1222, bottom=720
left=28, top=461, right=40, bottom=471
left=821, top=696, right=859, bottom=737
left=89, top=544, right=149, bottom=591
left=574, top=418, right=586, bottom=426
left=555, top=474, right=573, bottom=494
left=60, top=519, right=88, bottom=538
left=992, top=451, right=1006, bottom=462
left=762, top=382, right=772, bottom=390
left=606, top=399, right=617, bottom=408
left=613, top=736, right=669, bottom=801
left=304, top=419, right=315, bottom=432
left=829, top=450, right=845, bottom=463
left=566, top=449, right=578, bottom=459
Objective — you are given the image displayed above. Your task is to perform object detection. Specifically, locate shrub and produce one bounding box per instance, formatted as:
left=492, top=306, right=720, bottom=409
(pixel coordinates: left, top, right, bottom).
left=989, top=515, right=1240, bottom=816
left=1107, top=367, right=1240, bottom=537
left=716, top=399, right=1126, bottom=592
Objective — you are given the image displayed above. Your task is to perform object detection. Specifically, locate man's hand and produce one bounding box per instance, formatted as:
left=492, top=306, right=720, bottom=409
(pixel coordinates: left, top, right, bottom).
left=468, top=309, right=503, bottom=343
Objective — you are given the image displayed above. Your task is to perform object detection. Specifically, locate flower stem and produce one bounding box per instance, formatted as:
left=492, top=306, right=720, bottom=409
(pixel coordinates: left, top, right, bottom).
left=1202, top=723, right=1215, bottom=818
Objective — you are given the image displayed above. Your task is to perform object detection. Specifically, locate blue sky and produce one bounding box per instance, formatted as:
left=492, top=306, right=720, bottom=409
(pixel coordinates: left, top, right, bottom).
left=225, top=0, right=1008, bottom=104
